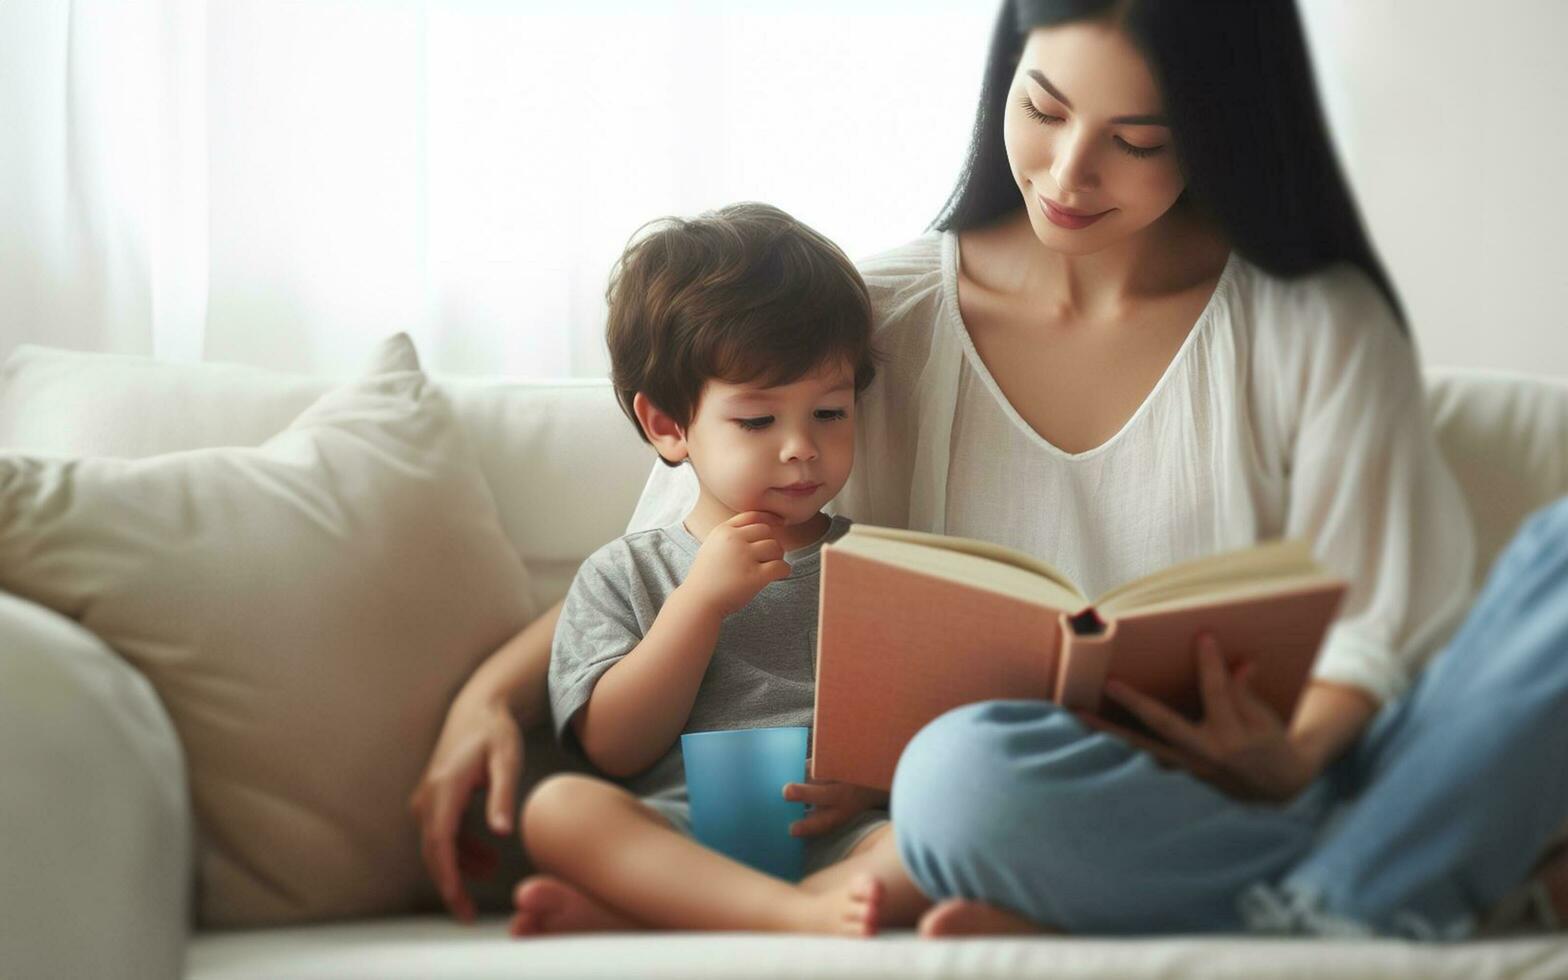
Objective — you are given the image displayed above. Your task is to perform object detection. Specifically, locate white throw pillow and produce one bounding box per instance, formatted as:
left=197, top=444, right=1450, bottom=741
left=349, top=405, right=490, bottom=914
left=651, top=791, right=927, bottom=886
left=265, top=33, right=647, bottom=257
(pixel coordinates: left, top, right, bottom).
left=0, top=334, right=535, bottom=927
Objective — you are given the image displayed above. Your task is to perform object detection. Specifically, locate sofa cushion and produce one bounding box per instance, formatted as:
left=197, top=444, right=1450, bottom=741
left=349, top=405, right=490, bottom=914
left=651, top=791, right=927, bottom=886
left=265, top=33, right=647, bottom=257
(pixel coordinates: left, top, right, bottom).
left=0, top=334, right=535, bottom=927
left=0, top=591, right=189, bottom=980
left=0, top=343, right=329, bottom=458
left=1426, top=368, right=1568, bottom=585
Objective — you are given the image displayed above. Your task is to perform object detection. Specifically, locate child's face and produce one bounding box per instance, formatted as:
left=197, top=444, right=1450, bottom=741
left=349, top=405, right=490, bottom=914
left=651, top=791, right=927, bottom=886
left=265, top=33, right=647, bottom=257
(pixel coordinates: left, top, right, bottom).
left=681, top=360, right=857, bottom=526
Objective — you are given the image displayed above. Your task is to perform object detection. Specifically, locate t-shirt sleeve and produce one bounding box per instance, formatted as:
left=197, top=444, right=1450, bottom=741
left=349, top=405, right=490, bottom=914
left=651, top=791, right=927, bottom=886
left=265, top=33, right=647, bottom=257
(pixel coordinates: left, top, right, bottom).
left=625, top=462, right=698, bottom=535
left=1277, top=268, right=1476, bottom=705
left=548, top=541, right=646, bottom=743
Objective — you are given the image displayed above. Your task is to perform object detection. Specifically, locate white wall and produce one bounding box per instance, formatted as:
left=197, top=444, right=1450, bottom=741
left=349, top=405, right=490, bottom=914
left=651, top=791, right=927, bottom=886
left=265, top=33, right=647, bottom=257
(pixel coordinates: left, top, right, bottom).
left=1299, top=0, right=1568, bottom=374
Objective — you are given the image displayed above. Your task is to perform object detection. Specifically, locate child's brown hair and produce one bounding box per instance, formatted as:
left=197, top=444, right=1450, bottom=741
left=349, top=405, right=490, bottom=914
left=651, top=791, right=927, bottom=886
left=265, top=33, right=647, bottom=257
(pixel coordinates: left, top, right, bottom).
left=606, top=203, right=876, bottom=465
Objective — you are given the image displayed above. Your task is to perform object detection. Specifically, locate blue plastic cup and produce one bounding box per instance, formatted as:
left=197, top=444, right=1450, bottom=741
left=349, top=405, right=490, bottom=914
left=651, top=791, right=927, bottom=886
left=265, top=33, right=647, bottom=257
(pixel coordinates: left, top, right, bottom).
left=681, top=726, right=809, bottom=882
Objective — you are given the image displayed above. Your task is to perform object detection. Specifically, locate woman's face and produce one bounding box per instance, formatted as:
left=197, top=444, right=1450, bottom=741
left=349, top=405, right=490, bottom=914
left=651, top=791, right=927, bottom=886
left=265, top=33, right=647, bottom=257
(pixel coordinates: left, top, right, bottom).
left=1004, top=22, right=1186, bottom=254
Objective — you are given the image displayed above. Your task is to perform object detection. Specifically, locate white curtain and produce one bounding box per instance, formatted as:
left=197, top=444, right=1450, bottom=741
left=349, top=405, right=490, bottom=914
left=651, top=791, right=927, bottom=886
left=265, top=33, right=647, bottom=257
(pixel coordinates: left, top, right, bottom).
left=0, top=1, right=993, bottom=377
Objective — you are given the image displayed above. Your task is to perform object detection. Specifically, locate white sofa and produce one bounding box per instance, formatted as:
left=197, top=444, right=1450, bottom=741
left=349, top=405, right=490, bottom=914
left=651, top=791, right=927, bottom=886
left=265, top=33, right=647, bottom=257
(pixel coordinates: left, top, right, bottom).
left=3, top=343, right=1567, bottom=980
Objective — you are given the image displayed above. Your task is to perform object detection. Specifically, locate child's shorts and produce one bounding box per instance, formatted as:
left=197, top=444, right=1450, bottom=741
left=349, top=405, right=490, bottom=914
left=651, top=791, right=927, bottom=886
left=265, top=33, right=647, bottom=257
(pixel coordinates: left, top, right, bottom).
left=641, top=795, right=890, bottom=878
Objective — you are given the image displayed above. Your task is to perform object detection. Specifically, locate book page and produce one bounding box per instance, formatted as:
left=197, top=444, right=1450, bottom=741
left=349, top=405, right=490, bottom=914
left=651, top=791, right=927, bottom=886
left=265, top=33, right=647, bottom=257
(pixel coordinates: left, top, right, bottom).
left=1093, top=539, right=1333, bottom=618
left=831, top=526, right=1086, bottom=611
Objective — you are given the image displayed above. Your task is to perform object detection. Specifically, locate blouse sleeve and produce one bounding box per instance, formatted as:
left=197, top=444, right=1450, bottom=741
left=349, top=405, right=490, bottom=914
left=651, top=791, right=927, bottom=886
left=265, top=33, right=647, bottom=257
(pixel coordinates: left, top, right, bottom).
left=1275, top=267, right=1476, bottom=705
left=624, top=460, right=698, bottom=535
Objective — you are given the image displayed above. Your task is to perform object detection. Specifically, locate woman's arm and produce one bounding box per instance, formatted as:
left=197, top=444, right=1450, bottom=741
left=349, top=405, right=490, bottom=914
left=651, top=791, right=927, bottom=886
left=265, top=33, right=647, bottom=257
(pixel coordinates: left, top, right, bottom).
left=1095, top=635, right=1378, bottom=802
left=1289, top=679, right=1378, bottom=775
left=463, top=597, right=560, bottom=726
left=408, top=598, right=561, bottom=922
left=1106, top=267, right=1471, bottom=802
left=1270, top=268, right=1475, bottom=707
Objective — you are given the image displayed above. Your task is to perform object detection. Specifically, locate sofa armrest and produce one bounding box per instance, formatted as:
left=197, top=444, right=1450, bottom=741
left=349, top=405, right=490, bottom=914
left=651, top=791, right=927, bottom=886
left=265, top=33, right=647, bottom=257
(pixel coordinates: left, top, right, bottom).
left=0, top=592, right=192, bottom=980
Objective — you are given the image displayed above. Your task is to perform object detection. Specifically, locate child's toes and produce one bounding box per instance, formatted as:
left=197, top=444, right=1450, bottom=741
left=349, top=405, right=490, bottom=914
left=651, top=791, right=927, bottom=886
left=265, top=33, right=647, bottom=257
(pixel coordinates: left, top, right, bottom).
left=845, top=873, right=885, bottom=936
left=851, top=873, right=884, bottom=900
left=508, top=910, right=535, bottom=937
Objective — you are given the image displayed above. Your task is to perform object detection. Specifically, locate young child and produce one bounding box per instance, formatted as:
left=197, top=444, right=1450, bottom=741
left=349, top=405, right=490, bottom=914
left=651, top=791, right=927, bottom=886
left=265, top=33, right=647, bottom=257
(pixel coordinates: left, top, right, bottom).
left=508, top=203, right=933, bottom=937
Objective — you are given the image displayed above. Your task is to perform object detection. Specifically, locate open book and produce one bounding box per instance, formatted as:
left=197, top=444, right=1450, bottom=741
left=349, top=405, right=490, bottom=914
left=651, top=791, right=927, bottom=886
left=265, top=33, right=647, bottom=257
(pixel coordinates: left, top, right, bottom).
left=810, top=525, right=1347, bottom=791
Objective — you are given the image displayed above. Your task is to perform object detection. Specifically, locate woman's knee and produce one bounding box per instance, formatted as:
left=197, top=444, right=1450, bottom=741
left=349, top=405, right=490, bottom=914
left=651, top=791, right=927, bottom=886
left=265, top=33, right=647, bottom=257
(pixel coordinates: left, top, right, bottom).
left=891, top=700, right=1091, bottom=862
left=895, top=699, right=1089, bottom=791
left=896, top=702, right=1045, bottom=807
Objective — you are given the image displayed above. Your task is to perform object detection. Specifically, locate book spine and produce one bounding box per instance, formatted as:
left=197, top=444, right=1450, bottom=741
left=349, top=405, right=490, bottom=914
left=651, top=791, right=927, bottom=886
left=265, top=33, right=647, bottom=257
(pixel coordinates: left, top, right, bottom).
left=1052, top=609, right=1119, bottom=713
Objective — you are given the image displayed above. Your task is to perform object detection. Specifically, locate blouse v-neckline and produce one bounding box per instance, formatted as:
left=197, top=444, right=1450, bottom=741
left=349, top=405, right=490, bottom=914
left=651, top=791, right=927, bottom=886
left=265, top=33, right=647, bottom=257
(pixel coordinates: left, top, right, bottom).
left=940, top=231, right=1238, bottom=462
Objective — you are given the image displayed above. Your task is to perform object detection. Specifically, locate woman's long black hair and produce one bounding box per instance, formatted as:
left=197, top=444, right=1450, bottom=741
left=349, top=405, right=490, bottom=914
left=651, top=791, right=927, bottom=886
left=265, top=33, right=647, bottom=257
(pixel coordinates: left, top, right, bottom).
left=936, top=0, right=1406, bottom=329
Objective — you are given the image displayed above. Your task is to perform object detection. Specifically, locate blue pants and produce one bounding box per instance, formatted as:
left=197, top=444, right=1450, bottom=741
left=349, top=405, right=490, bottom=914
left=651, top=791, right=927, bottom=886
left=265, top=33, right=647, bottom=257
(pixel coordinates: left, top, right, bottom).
left=890, top=496, right=1568, bottom=938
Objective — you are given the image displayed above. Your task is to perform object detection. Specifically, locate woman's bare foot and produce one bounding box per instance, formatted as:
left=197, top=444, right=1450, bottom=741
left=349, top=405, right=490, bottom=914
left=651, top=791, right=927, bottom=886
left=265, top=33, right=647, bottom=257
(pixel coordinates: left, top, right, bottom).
left=918, top=898, right=1048, bottom=938
left=508, top=875, right=642, bottom=937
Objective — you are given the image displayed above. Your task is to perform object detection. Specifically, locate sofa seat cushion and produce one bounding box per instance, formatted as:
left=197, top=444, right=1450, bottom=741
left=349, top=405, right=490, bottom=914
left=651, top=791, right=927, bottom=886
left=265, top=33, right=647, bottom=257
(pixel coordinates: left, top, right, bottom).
left=185, top=918, right=1568, bottom=979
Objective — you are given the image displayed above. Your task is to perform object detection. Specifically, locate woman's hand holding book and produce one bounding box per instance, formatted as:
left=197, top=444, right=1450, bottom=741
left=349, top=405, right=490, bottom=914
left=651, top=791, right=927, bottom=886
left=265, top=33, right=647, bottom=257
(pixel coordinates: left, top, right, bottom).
left=1081, top=633, right=1320, bottom=803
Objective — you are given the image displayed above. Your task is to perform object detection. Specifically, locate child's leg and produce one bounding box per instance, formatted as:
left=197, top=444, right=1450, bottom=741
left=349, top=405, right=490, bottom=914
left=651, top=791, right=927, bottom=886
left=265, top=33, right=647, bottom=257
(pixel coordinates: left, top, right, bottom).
left=798, top=823, right=933, bottom=928
left=513, top=773, right=881, bottom=935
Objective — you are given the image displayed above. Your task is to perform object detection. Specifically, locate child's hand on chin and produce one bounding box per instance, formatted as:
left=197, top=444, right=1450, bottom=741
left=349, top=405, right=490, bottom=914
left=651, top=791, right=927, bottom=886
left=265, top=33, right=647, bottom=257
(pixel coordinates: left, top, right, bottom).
left=783, top=761, right=888, bottom=836
left=680, top=511, right=792, bottom=616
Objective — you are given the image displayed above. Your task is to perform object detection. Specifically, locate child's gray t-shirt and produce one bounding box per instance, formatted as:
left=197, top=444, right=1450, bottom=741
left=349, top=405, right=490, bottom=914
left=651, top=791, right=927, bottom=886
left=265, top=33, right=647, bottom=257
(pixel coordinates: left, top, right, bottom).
left=549, top=515, right=852, bottom=803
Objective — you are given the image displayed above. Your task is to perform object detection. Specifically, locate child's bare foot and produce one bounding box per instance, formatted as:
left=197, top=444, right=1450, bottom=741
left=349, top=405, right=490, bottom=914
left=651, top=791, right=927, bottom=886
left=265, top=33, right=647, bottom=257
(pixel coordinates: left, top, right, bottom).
left=833, top=873, right=885, bottom=937
left=802, top=871, right=890, bottom=934
left=918, top=898, right=1048, bottom=938
left=796, top=872, right=886, bottom=936
left=508, top=875, right=641, bottom=937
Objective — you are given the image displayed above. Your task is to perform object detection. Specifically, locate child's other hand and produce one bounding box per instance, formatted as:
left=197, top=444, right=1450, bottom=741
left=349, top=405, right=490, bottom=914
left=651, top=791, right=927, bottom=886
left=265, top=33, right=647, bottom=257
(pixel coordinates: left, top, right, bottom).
left=783, top=763, right=887, bottom=837
left=682, top=511, right=791, bottom=616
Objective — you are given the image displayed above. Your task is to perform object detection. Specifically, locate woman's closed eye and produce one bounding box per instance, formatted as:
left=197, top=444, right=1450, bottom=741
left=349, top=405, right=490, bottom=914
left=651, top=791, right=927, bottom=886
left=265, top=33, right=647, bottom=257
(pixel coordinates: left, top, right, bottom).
left=1018, top=97, right=1166, bottom=159
left=1019, top=96, right=1065, bottom=127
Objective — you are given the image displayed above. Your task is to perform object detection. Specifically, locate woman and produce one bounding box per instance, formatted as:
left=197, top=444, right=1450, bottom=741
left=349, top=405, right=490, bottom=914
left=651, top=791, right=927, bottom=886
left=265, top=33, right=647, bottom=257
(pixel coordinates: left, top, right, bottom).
left=411, top=0, right=1568, bottom=937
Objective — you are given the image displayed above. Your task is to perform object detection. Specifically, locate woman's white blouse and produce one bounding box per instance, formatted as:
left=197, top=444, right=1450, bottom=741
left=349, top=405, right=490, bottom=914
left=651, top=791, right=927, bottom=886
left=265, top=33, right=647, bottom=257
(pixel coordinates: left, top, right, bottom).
left=626, top=231, right=1475, bottom=705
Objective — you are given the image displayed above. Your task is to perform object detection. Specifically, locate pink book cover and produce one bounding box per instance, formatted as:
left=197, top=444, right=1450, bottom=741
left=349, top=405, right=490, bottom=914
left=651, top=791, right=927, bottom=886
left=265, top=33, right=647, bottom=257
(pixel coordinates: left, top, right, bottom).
left=810, top=547, right=1063, bottom=791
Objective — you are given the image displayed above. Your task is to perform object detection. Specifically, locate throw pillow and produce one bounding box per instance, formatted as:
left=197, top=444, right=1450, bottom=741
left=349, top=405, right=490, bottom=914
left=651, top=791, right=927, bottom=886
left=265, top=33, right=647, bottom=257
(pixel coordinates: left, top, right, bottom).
left=0, top=334, right=534, bottom=926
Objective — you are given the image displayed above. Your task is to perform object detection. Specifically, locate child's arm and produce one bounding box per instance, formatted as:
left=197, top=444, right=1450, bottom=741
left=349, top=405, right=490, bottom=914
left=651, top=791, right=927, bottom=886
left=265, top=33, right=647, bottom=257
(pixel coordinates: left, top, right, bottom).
left=572, top=511, right=789, bottom=778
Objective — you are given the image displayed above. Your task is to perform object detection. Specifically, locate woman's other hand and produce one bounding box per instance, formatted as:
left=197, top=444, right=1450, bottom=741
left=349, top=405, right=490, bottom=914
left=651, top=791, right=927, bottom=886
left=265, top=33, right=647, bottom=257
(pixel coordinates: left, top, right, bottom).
left=409, top=689, right=524, bottom=922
